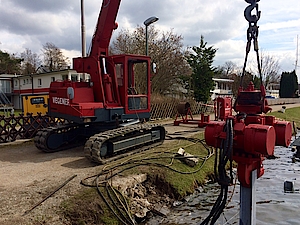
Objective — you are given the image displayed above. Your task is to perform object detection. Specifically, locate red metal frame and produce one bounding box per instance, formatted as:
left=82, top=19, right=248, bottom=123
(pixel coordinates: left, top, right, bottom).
left=234, top=82, right=272, bottom=114
left=173, top=103, right=210, bottom=128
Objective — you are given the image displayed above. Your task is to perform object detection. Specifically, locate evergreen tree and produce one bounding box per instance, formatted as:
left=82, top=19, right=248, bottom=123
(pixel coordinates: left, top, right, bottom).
left=252, top=75, right=261, bottom=89
left=0, top=50, right=22, bottom=74
left=279, top=71, right=298, bottom=98
left=186, top=36, right=217, bottom=102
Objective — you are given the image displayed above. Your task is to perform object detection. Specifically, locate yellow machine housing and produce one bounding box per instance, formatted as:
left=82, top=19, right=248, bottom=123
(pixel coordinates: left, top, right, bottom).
left=22, top=94, right=49, bottom=115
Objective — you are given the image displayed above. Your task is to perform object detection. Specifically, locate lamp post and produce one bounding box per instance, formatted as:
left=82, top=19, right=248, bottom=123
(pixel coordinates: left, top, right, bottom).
left=144, top=16, right=159, bottom=56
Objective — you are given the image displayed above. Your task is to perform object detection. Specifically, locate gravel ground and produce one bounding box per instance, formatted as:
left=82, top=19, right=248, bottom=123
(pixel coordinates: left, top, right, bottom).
left=0, top=120, right=203, bottom=225
left=0, top=103, right=298, bottom=224
left=0, top=141, right=101, bottom=225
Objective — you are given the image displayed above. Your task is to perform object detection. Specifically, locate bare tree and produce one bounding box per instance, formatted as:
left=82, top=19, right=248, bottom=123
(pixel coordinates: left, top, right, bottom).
left=42, top=42, right=69, bottom=72
left=111, top=26, right=191, bottom=96
left=248, top=51, right=280, bottom=88
left=111, top=26, right=146, bottom=55
left=215, top=61, right=238, bottom=78
left=230, top=71, right=254, bottom=97
left=260, top=52, right=281, bottom=88
left=20, top=48, right=41, bottom=74
left=222, top=61, right=238, bottom=76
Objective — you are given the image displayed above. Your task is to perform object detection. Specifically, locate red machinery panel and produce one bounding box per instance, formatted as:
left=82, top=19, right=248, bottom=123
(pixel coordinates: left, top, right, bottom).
left=214, top=97, right=232, bottom=120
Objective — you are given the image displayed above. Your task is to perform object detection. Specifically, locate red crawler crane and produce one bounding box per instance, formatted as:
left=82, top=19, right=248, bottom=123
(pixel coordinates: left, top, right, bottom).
left=34, top=0, right=165, bottom=164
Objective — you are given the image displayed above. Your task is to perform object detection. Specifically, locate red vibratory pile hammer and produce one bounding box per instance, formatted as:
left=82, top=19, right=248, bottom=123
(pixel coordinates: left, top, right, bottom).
left=204, top=0, right=292, bottom=187
left=205, top=83, right=292, bottom=187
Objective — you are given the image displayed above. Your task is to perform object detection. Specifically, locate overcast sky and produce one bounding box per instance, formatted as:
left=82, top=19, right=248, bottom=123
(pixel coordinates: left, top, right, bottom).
left=0, top=0, right=299, bottom=78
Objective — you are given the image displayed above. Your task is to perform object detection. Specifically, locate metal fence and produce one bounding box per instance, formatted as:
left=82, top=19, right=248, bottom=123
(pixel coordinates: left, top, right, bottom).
left=0, top=101, right=213, bottom=144
left=150, top=100, right=214, bottom=120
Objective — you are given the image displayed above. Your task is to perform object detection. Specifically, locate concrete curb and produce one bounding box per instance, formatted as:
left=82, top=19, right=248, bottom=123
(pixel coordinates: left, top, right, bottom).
left=0, top=138, right=33, bottom=147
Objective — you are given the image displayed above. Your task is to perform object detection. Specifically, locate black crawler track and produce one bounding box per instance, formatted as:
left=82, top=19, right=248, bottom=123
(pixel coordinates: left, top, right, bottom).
left=84, top=123, right=166, bottom=164
left=34, top=123, right=166, bottom=164
left=34, top=124, right=87, bottom=152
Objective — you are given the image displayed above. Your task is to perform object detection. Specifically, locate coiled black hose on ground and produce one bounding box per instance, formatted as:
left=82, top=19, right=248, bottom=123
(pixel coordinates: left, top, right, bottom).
left=80, top=136, right=214, bottom=225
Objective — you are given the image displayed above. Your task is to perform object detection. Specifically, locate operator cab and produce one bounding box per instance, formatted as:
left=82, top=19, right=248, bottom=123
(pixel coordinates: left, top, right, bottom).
left=112, top=54, right=151, bottom=115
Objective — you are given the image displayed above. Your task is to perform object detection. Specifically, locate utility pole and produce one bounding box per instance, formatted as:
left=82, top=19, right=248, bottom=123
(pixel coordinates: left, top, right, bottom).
left=81, top=0, right=86, bottom=81
left=295, top=35, right=298, bottom=72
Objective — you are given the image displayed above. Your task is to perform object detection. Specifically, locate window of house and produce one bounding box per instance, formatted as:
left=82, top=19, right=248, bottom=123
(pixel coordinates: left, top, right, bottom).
left=38, top=79, right=42, bottom=86
left=14, top=80, right=18, bottom=87
left=71, top=74, right=77, bottom=81
left=51, top=77, right=55, bottom=82
left=62, top=75, right=68, bottom=81
left=23, top=79, right=26, bottom=85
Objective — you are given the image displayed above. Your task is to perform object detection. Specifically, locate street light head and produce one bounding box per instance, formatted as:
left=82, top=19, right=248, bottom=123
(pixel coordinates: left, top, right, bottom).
left=144, top=16, right=159, bottom=26
left=144, top=16, right=159, bottom=56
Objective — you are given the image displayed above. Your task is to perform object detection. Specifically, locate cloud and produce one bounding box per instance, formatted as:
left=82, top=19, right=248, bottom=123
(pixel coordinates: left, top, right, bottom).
left=2, top=0, right=78, bottom=13
left=0, top=0, right=299, bottom=77
left=214, top=39, right=246, bottom=65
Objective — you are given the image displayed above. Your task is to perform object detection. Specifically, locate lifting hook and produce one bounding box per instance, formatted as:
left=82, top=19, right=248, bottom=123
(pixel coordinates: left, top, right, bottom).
left=240, top=0, right=262, bottom=86
left=244, top=0, right=261, bottom=24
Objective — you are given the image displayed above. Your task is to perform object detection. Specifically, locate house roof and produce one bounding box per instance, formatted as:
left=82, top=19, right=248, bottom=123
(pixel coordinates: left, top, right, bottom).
left=212, top=78, right=234, bottom=83
left=2, top=69, right=79, bottom=79
left=0, top=74, right=22, bottom=79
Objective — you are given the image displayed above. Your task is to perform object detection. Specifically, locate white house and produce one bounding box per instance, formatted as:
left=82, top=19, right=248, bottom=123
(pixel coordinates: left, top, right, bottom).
left=11, top=69, right=82, bottom=109
left=266, top=83, right=280, bottom=98
left=210, top=78, right=234, bottom=100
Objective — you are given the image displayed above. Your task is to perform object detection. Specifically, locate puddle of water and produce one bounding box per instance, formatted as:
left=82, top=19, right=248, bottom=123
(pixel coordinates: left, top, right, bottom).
left=146, top=143, right=300, bottom=224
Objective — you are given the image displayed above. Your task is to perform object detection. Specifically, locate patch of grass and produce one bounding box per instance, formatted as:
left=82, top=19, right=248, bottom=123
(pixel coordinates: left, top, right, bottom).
left=31, top=214, right=53, bottom=225
left=60, top=188, right=120, bottom=225
left=0, top=109, right=23, bottom=126
left=0, top=109, right=22, bottom=117
left=268, top=107, right=300, bottom=127
left=162, top=135, right=215, bottom=197
left=123, top=132, right=215, bottom=198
